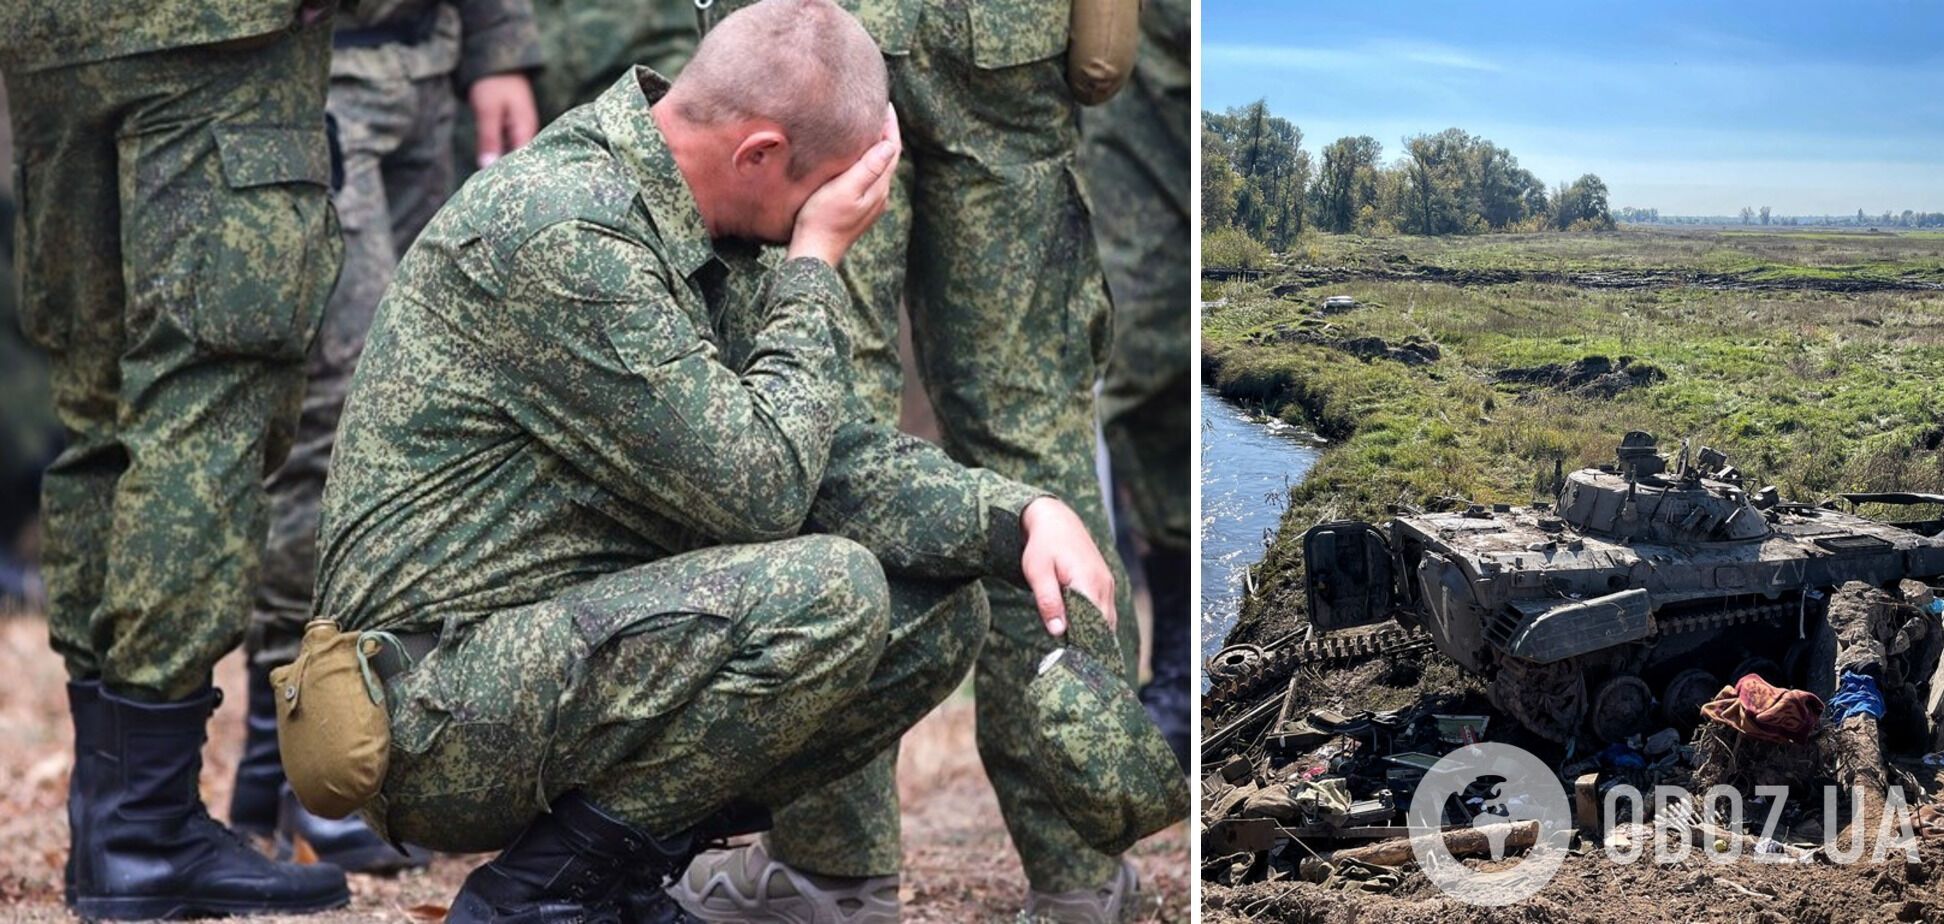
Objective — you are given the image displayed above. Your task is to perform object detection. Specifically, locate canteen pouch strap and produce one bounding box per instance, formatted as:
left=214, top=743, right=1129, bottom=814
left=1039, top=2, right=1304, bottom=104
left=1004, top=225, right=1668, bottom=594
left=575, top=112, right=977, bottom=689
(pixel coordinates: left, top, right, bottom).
left=270, top=619, right=393, bottom=820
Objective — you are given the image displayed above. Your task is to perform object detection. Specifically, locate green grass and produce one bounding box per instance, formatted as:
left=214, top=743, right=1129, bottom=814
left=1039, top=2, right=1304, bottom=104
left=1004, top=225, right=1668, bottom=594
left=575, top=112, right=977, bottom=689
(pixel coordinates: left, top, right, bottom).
left=1207, top=228, right=1944, bottom=645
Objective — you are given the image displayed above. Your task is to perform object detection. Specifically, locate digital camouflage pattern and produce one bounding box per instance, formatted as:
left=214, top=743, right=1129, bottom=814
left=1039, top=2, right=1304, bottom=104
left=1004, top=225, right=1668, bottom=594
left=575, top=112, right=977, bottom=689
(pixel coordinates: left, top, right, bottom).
left=374, top=538, right=991, bottom=849
left=251, top=0, right=538, bottom=666
left=701, top=0, right=1143, bottom=893
left=1020, top=595, right=1189, bottom=856
left=6, top=19, right=339, bottom=700
left=1084, top=0, right=1191, bottom=557
left=317, top=71, right=1049, bottom=844
left=0, top=0, right=325, bottom=72
left=530, top=0, right=697, bottom=123
left=455, top=0, right=690, bottom=184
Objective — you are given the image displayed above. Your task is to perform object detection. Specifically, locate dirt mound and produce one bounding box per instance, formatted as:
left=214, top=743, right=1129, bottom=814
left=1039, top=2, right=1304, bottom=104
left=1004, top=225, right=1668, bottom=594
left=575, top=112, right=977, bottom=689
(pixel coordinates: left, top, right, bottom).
left=1495, top=355, right=1663, bottom=398
left=1260, top=323, right=1442, bottom=367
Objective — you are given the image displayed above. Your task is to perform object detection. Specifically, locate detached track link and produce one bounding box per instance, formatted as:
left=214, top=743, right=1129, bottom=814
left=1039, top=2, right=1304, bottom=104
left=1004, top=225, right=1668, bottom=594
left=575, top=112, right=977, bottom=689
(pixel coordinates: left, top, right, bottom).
left=1206, top=625, right=1432, bottom=709
left=1207, top=600, right=1790, bottom=712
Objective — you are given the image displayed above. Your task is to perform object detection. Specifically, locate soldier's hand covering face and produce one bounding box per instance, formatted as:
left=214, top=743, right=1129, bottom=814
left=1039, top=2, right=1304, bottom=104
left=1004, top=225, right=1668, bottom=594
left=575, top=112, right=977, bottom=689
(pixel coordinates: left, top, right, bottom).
left=1020, top=497, right=1118, bottom=637
left=786, top=104, right=901, bottom=267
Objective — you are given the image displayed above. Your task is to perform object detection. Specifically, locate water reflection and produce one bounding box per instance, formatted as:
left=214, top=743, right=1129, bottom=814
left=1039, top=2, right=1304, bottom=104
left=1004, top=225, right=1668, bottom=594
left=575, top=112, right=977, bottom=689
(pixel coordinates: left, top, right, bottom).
left=1199, top=385, right=1321, bottom=681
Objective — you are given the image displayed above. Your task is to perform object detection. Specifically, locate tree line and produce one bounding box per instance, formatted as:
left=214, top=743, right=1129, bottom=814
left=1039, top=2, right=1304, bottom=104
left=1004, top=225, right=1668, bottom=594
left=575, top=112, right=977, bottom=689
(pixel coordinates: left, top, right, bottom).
left=1202, top=100, right=1614, bottom=247
left=1619, top=206, right=1944, bottom=229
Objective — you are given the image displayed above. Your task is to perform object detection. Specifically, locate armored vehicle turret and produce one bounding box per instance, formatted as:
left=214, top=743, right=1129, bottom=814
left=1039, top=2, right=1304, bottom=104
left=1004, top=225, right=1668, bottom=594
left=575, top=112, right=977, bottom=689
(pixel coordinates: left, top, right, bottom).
left=1303, top=432, right=1944, bottom=742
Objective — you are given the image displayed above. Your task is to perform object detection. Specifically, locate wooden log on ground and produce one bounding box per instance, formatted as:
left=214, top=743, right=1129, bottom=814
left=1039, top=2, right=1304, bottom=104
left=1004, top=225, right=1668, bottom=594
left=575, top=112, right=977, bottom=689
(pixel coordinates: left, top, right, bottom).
left=1327, top=820, right=1539, bottom=867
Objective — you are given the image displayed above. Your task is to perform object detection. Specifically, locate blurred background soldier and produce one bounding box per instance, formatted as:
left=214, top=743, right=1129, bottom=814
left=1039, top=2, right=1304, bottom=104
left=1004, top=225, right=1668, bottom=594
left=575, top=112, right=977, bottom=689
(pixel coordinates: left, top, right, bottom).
left=231, top=0, right=542, bottom=874
left=0, top=176, right=61, bottom=609
left=1083, top=0, right=1192, bottom=772
left=531, top=0, right=696, bottom=121
left=685, top=2, right=1149, bottom=921
left=451, top=0, right=693, bottom=177
left=0, top=0, right=352, bottom=917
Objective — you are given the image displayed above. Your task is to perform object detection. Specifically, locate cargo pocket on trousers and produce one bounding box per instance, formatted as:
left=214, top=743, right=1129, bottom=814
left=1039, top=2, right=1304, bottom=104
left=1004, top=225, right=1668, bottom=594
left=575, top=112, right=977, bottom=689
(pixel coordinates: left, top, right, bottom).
left=966, top=1, right=1070, bottom=68
left=556, top=590, right=740, bottom=752
left=11, top=159, right=69, bottom=352
left=188, top=125, right=340, bottom=361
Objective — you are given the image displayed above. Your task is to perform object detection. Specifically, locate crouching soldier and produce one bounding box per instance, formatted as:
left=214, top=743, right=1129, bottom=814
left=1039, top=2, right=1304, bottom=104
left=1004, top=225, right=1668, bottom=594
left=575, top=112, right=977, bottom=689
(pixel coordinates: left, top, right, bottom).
left=302, top=1, right=1119, bottom=919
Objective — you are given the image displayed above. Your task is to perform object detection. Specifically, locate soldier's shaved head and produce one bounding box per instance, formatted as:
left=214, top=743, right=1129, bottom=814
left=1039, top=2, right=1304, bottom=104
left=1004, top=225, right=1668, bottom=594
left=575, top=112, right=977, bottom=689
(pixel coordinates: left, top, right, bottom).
left=668, top=0, right=889, bottom=178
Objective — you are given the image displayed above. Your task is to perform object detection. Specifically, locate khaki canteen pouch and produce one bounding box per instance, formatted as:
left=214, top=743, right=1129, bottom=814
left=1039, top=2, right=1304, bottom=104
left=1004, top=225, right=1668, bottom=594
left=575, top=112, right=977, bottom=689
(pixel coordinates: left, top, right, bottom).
left=270, top=619, right=393, bottom=820
left=1022, top=593, right=1189, bottom=855
left=1067, top=0, right=1142, bottom=105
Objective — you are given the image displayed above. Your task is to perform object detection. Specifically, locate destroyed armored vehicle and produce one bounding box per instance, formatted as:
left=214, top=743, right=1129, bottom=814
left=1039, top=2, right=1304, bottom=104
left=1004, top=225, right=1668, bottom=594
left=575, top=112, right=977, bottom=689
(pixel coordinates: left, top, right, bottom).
left=1303, top=432, right=1944, bottom=743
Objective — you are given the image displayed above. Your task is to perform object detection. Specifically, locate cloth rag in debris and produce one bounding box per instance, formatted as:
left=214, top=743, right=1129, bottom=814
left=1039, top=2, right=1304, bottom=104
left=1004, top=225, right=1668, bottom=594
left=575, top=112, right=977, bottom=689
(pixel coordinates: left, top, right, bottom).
left=1240, top=776, right=1352, bottom=826
left=1827, top=671, right=1886, bottom=722
left=1916, top=803, right=1944, bottom=839
left=1699, top=673, right=1824, bottom=744
left=1312, top=857, right=1402, bottom=893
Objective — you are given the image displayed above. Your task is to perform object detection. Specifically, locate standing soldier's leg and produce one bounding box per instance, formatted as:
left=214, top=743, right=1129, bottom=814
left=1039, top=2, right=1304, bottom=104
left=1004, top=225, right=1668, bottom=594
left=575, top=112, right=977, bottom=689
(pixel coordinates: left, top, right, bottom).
left=234, top=60, right=456, bottom=872
left=1083, top=0, right=1193, bottom=771
left=898, top=7, right=1140, bottom=903
left=743, top=4, right=1139, bottom=913
left=12, top=21, right=350, bottom=918
left=831, top=169, right=914, bottom=426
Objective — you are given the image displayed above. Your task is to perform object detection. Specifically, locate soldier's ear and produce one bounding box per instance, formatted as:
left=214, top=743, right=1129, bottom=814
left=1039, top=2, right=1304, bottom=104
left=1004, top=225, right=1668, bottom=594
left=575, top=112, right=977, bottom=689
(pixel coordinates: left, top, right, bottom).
left=731, top=131, right=789, bottom=179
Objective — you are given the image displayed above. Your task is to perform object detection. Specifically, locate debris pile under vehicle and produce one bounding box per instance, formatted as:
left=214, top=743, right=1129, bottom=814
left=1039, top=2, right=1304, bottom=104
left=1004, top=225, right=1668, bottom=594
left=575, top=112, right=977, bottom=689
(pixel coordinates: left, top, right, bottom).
left=1203, top=433, right=1944, bottom=900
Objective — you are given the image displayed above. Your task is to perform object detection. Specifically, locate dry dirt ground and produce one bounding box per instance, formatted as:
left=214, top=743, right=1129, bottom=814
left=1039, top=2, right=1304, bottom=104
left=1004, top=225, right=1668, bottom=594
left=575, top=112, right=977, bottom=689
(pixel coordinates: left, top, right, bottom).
left=0, top=616, right=1188, bottom=922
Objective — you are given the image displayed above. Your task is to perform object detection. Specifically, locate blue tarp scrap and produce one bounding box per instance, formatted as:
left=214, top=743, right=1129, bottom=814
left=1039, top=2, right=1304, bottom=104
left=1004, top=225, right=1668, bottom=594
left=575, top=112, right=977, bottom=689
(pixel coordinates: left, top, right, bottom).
left=1828, top=671, right=1886, bottom=722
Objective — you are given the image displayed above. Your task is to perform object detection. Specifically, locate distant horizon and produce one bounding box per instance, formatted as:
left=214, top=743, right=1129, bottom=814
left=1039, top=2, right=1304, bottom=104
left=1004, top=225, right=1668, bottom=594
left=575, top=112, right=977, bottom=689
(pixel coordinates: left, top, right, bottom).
left=1201, top=0, right=1944, bottom=216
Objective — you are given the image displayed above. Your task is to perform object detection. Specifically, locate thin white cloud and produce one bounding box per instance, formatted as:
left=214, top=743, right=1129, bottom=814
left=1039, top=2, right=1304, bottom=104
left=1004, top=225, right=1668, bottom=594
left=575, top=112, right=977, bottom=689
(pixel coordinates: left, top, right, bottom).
left=1203, top=39, right=1504, bottom=74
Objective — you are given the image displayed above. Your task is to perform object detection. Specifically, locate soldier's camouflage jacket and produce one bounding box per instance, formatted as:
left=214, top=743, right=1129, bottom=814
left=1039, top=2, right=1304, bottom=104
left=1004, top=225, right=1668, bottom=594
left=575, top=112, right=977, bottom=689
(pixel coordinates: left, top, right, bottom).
left=0, top=0, right=326, bottom=70
left=316, top=69, right=1045, bottom=635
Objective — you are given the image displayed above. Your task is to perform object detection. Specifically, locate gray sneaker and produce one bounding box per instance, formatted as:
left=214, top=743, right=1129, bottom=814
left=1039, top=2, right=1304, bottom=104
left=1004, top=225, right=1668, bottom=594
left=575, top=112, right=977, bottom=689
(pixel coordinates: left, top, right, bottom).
left=1023, top=860, right=1139, bottom=924
left=668, top=836, right=901, bottom=923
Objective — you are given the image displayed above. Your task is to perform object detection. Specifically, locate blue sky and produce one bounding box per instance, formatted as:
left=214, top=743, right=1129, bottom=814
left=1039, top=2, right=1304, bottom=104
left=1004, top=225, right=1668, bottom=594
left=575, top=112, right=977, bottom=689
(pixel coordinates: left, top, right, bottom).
left=1201, top=1, right=1944, bottom=216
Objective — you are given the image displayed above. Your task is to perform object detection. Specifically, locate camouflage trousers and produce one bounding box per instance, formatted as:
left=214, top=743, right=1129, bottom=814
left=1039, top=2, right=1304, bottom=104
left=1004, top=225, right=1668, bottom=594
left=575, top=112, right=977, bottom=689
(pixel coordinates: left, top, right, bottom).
left=250, top=43, right=459, bottom=667
left=372, top=535, right=988, bottom=852
left=1083, top=34, right=1192, bottom=560
left=746, top=1, right=1143, bottom=892
left=6, top=23, right=339, bottom=701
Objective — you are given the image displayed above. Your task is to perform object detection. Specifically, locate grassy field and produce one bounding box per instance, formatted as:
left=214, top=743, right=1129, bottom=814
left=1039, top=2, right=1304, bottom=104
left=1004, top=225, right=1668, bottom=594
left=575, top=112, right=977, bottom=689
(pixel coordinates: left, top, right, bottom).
left=1204, top=227, right=1944, bottom=646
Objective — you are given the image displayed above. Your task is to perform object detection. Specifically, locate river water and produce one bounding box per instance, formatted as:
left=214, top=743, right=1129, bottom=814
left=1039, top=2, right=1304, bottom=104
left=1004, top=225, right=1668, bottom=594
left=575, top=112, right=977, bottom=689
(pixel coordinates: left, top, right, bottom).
left=1199, top=384, right=1321, bottom=675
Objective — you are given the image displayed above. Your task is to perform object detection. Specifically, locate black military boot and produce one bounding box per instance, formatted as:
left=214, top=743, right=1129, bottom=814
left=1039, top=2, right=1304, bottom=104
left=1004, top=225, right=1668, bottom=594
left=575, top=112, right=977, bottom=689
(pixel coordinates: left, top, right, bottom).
left=229, top=660, right=285, bottom=836
left=276, top=784, right=432, bottom=872
left=70, top=684, right=349, bottom=920
left=451, top=791, right=698, bottom=924
left=235, top=658, right=428, bottom=872
left=64, top=680, right=104, bottom=905
left=1138, top=546, right=1192, bottom=772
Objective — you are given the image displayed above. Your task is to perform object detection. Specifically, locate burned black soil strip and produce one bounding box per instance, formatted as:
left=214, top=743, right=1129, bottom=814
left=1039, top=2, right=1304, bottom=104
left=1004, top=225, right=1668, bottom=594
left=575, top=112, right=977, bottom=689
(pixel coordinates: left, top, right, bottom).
left=1263, top=265, right=1944, bottom=294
